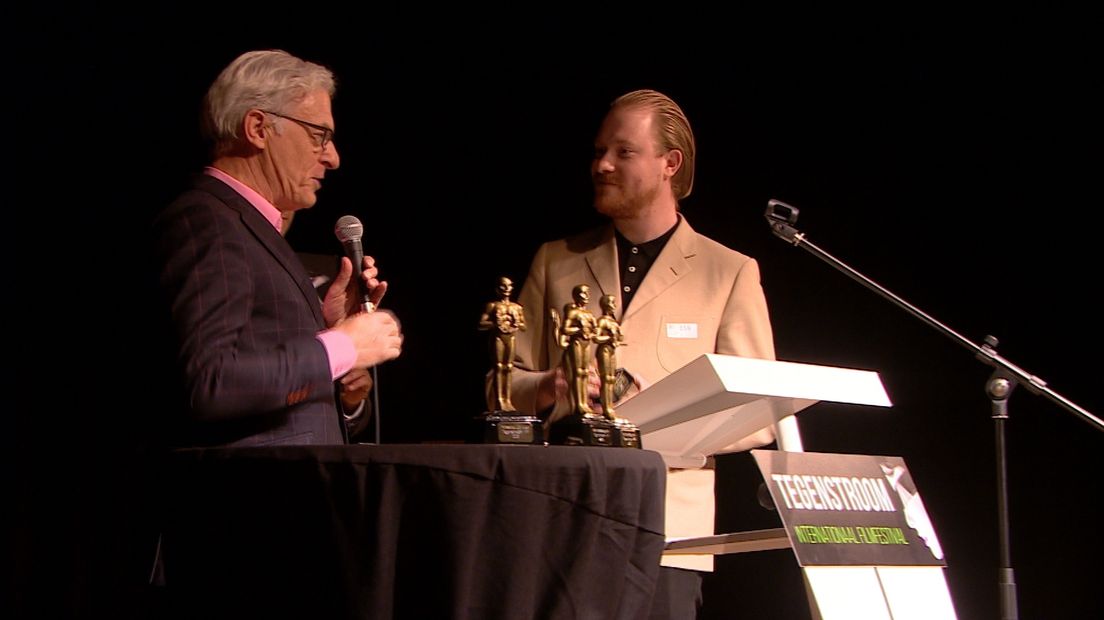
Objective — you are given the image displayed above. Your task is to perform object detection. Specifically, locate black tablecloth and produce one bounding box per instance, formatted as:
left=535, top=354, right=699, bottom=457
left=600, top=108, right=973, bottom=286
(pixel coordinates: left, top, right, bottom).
left=158, top=444, right=666, bottom=619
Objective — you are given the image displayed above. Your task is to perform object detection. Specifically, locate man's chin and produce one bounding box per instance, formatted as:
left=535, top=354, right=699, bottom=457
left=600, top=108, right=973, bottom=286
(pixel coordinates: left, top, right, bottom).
left=595, top=200, right=634, bottom=219
left=594, top=194, right=617, bottom=212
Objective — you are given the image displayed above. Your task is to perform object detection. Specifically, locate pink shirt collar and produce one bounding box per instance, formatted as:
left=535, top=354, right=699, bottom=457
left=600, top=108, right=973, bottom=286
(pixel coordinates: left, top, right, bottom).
left=204, top=166, right=283, bottom=232
left=201, top=167, right=354, bottom=379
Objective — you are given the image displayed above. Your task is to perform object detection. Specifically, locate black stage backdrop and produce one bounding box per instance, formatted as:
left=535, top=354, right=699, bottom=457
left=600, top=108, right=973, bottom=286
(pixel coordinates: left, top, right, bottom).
left=23, top=8, right=1102, bottom=619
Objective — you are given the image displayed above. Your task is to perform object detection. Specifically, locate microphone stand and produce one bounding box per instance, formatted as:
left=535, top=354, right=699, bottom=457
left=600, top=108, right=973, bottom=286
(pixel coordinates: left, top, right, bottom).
left=764, top=199, right=1102, bottom=620
left=372, top=365, right=381, bottom=444
left=361, top=300, right=381, bottom=444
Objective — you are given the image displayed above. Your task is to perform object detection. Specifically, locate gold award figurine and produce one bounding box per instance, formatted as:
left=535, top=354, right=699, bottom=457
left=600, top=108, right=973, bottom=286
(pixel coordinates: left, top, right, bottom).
left=473, top=277, right=542, bottom=444
left=548, top=284, right=615, bottom=446
left=594, top=294, right=641, bottom=448
left=479, top=276, right=526, bottom=412
left=594, top=294, right=624, bottom=418
left=555, top=284, right=598, bottom=416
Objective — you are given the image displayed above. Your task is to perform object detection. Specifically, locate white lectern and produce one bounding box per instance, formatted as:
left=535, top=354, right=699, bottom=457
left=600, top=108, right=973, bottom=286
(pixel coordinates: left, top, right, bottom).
left=616, top=354, right=891, bottom=467
left=617, top=354, right=958, bottom=619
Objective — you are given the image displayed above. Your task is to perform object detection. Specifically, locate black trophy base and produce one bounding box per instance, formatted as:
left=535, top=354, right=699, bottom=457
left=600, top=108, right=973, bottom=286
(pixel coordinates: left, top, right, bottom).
left=548, top=413, right=617, bottom=447
left=470, top=412, right=545, bottom=445
left=611, top=419, right=643, bottom=449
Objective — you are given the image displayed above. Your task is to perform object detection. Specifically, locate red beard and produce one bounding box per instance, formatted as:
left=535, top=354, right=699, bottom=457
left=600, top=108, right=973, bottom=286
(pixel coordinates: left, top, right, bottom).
left=593, top=181, right=660, bottom=219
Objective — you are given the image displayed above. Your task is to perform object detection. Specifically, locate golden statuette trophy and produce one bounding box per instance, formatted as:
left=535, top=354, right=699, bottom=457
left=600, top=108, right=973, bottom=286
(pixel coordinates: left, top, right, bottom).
left=594, top=294, right=641, bottom=448
left=473, top=277, right=543, bottom=444
left=547, top=284, right=617, bottom=446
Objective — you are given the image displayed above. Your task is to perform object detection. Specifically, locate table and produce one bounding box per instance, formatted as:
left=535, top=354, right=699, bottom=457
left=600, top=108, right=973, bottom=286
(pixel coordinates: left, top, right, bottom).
left=158, top=443, right=666, bottom=619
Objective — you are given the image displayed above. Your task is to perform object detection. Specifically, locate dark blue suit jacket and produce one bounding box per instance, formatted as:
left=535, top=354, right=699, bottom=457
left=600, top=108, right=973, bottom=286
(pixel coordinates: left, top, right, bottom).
left=152, top=174, right=346, bottom=447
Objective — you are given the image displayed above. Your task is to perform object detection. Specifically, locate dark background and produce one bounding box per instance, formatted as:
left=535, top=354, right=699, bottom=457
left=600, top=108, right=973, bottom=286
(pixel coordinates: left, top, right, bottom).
left=21, top=7, right=1102, bottom=619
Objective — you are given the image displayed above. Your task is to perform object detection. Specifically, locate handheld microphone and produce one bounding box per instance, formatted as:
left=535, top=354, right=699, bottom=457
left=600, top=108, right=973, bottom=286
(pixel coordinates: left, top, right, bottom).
left=334, top=215, right=376, bottom=313
left=334, top=214, right=383, bottom=443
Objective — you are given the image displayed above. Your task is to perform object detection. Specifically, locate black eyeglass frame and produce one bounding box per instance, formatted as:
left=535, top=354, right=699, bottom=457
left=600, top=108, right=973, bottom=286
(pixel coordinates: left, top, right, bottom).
left=261, top=109, right=334, bottom=150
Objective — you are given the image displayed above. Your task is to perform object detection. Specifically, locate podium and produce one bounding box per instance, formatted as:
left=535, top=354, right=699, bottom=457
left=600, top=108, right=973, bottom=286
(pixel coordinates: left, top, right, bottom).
left=616, top=354, right=892, bottom=467
left=617, top=354, right=958, bottom=619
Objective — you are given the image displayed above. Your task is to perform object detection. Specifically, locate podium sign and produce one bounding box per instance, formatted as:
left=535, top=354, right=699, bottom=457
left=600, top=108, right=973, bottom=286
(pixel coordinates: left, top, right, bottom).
left=753, top=450, right=945, bottom=567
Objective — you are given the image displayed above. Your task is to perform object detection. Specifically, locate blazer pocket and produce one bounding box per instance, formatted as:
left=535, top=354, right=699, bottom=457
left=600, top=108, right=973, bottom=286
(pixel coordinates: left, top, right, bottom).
left=656, top=315, right=717, bottom=374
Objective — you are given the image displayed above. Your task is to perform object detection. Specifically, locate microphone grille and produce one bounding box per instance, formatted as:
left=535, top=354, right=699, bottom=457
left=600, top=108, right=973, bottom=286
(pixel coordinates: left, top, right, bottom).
left=334, top=215, right=364, bottom=242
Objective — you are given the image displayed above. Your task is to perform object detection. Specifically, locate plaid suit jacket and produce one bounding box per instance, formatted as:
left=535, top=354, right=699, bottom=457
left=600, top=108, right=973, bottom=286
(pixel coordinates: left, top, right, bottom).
left=152, top=175, right=346, bottom=447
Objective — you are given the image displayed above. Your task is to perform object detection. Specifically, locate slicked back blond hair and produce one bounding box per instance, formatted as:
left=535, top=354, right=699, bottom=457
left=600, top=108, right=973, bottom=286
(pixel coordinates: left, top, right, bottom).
left=611, top=89, right=696, bottom=200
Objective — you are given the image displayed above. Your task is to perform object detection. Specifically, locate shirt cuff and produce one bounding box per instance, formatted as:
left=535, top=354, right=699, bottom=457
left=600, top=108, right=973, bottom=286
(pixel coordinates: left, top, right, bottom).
left=343, top=399, right=367, bottom=420
left=317, top=330, right=357, bottom=380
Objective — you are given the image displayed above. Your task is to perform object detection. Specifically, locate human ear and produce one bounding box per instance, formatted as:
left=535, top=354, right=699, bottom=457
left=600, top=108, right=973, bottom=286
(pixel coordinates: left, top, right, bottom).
left=242, top=109, right=269, bottom=149
left=663, top=148, right=683, bottom=179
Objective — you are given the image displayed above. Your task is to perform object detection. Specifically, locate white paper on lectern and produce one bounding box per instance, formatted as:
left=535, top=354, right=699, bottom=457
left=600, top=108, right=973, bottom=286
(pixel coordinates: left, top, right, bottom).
left=803, top=566, right=958, bottom=620
left=615, top=354, right=892, bottom=464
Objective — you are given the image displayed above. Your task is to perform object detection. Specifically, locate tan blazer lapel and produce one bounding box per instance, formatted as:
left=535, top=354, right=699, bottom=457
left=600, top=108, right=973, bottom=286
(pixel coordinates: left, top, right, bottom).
left=622, top=216, right=696, bottom=322
left=583, top=226, right=620, bottom=312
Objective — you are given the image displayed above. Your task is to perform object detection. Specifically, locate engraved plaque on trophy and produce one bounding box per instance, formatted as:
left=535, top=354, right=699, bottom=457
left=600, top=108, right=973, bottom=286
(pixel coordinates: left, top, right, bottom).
left=473, top=277, right=544, bottom=444
left=610, top=418, right=641, bottom=448
left=546, top=284, right=618, bottom=447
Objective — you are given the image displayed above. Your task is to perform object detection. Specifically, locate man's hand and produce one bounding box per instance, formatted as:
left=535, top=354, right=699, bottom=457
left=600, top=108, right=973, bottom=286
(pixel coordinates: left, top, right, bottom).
left=340, top=367, right=373, bottom=412
left=323, top=256, right=389, bottom=327
left=334, top=310, right=404, bottom=368
left=535, top=367, right=568, bottom=413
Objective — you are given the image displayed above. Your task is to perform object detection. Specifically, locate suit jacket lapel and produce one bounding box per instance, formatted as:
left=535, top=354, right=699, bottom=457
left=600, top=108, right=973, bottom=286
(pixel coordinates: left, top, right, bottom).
left=196, top=176, right=326, bottom=328
left=584, top=225, right=620, bottom=313
left=622, top=215, right=696, bottom=322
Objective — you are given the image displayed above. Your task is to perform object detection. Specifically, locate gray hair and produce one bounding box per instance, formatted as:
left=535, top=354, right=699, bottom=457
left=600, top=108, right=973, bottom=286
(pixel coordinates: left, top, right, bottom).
left=202, top=50, right=335, bottom=156
left=611, top=89, right=696, bottom=200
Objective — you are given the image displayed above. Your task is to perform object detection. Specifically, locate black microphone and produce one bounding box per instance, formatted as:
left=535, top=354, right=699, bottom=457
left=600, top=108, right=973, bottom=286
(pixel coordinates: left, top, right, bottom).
left=334, top=215, right=383, bottom=443
left=334, top=215, right=376, bottom=313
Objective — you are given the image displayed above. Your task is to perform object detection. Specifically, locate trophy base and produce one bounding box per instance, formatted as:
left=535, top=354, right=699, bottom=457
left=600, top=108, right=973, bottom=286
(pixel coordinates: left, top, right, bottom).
left=470, top=412, right=545, bottom=445
left=548, top=413, right=617, bottom=447
left=611, top=419, right=643, bottom=449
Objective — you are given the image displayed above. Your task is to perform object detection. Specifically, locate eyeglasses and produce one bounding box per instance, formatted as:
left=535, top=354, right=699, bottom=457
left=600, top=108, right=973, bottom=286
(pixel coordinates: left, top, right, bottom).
left=261, top=110, right=334, bottom=150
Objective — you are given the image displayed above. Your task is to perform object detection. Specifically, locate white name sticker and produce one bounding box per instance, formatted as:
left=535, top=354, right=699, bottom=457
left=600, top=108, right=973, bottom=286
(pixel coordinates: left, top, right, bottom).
left=666, top=322, right=699, bottom=339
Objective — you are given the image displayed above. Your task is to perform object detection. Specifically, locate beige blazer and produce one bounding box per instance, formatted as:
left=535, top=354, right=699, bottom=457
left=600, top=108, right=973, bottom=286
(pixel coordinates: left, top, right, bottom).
left=508, top=215, right=778, bottom=571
